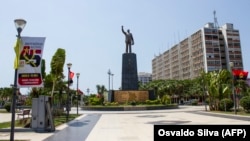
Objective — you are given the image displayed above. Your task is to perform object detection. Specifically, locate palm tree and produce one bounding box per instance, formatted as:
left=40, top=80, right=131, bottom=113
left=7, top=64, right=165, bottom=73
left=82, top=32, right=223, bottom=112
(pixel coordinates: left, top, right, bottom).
left=0, top=87, right=12, bottom=102
left=204, top=69, right=232, bottom=110
left=50, top=48, right=66, bottom=107
left=164, top=80, right=175, bottom=104
left=96, top=84, right=107, bottom=105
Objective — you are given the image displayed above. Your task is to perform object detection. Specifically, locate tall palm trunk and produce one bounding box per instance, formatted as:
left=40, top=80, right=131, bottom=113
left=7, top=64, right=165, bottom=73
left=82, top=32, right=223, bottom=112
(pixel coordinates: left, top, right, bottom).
left=50, top=79, right=56, bottom=113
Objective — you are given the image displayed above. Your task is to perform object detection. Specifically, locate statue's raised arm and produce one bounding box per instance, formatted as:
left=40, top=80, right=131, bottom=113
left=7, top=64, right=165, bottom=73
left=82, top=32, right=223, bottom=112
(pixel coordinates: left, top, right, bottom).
left=121, top=25, right=126, bottom=35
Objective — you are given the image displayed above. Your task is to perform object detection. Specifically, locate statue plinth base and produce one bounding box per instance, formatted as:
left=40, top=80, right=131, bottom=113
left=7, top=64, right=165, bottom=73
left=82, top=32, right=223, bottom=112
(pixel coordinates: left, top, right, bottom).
left=121, top=53, right=138, bottom=90
left=107, top=52, right=156, bottom=104
left=109, top=90, right=156, bottom=104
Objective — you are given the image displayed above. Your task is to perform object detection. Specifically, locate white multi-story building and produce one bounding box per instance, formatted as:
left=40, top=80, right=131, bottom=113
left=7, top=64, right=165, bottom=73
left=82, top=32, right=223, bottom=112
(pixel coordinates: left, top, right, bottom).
left=152, top=22, right=244, bottom=80
left=138, top=72, right=152, bottom=85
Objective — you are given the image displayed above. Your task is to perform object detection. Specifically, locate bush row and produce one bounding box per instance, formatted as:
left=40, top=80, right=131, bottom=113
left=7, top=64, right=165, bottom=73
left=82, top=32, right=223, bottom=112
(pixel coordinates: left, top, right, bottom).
left=218, top=96, right=250, bottom=112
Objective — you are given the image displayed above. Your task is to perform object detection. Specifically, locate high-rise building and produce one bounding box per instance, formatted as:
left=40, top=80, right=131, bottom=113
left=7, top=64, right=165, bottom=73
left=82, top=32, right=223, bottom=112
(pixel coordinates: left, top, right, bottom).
left=138, top=72, right=152, bottom=85
left=152, top=22, right=244, bottom=80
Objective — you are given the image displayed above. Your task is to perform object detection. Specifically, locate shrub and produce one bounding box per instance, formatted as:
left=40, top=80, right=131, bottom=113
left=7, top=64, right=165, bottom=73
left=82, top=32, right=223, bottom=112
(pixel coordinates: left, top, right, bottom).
left=240, top=96, right=250, bottom=112
left=130, top=101, right=136, bottom=106
left=145, top=99, right=161, bottom=105
left=161, top=95, right=171, bottom=105
left=4, top=102, right=11, bottom=112
left=104, top=102, right=119, bottom=106
left=88, top=97, right=101, bottom=105
left=219, top=98, right=234, bottom=111
left=24, top=97, right=32, bottom=106
left=53, top=108, right=64, bottom=116
left=191, top=99, right=198, bottom=105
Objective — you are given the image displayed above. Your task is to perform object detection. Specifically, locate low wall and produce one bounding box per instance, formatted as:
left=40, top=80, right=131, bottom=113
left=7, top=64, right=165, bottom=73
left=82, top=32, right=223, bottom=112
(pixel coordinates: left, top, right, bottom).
left=113, top=90, right=149, bottom=104
left=81, top=105, right=179, bottom=111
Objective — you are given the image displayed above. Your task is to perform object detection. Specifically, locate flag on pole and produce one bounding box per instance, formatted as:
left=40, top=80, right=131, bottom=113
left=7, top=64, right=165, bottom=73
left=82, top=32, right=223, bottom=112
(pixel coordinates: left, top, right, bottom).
left=69, top=71, right=74, bottom=85
left=232, top=69, right=248, bottom=80
left=77, top=89, right=84, bottom=95
left=70, top=71, right=74, bottom=79
left=14, top=38, right=22, bottom=69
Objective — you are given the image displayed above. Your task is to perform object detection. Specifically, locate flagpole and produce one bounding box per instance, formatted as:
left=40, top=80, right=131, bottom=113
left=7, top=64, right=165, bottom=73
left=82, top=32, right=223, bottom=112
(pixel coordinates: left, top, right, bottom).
left=230, top=62, right=237, bottom=115
left=76, top=73, right=80, bottom=115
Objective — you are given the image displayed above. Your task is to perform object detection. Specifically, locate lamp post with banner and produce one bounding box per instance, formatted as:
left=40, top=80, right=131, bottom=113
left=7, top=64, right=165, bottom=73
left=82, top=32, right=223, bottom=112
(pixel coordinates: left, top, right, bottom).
left=66, top=63, right=72, bottom=121
left=10, top=19, right=27, bottom=141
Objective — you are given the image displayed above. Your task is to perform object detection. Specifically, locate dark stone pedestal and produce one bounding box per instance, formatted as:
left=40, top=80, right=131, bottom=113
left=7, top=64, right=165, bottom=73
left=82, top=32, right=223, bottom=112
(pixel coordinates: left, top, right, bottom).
left=121, top=53, right=138, bottom=90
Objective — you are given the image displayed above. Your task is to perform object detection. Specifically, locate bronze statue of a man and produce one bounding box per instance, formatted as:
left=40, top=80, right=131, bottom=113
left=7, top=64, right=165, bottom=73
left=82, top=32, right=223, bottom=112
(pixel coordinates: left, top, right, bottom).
left=121, top=26, right=134, bottom=53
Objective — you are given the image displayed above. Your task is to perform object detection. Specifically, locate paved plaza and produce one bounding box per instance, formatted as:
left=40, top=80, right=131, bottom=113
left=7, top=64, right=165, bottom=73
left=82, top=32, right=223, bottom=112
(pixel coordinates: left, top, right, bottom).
left=0, top=106, right=250, bottom=141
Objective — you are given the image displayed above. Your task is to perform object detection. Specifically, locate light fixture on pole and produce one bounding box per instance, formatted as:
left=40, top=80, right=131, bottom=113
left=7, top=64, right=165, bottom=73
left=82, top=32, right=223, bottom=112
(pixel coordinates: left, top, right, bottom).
left=10, top=19, right=27, bottom=141
left=66, top=63, right=72, bottom=121
left=229, top=62, right=237, bottom=115
left=14, top=19, right=27, bottom=36
left=76, top=72, right=80, bottom=115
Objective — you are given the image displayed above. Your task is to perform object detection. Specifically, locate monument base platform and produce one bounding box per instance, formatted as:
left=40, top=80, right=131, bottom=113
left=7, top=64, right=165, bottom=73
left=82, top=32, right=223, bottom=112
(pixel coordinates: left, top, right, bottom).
left=110, top=90, right=155, bottom=104
left=81, top=104, right=178, bottom=111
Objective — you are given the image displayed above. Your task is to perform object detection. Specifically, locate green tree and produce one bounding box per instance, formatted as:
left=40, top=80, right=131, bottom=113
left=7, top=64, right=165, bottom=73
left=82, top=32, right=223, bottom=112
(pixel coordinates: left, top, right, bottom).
left=0, top=87, right=12, bottom=102
left=204, top=69, right=231, bottom=110
left=96, top=84, right=107, bottom=105
left=41, top=59, right=46, bottom=80
left=50, top=48, right=66, bottom=107
left=0, top=87, right=13, bottom=106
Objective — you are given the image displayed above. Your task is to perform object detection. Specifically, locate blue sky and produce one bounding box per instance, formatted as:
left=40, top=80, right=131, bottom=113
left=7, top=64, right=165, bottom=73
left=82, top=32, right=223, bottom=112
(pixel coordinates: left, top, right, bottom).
left=0, top=0, right=250, bottom=95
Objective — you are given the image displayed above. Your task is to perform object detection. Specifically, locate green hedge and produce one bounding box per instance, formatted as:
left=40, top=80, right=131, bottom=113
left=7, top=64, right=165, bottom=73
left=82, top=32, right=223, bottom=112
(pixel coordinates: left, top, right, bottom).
left=4, top=102, right=11, bottom=112
left=240, top=96, right=250, bottom=112
left=219, top=98, right=233, bottom=111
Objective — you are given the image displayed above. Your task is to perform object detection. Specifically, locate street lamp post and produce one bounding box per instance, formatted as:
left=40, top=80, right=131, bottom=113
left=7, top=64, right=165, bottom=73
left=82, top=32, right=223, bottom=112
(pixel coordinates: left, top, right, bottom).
left=10, top=19, right=27, bottom=141
left=111, top=73, right=114, bottom=90
left=108, top=69, right=112, bottom=92
left=202, top=79, right=207, bottom=111
left=76, top=73, right=80, bottom=115
left=87, top=88, right=90, bottom=95
left=230, top=62, right=237, bottom=115
left=66, top=63, right=72, bottom=122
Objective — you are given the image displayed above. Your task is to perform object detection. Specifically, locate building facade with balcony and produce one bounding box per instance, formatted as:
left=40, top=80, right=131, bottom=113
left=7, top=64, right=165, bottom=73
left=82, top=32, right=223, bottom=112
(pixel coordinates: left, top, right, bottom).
left=152, top=23, right=244, bottom=80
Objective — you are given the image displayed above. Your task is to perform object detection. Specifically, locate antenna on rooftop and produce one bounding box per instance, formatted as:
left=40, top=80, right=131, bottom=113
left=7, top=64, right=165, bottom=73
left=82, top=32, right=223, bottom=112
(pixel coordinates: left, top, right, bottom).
left=213, top=10, right=220, bottom=29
